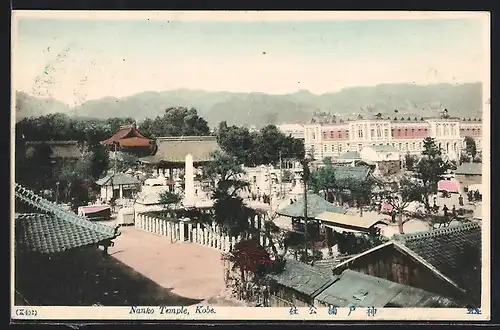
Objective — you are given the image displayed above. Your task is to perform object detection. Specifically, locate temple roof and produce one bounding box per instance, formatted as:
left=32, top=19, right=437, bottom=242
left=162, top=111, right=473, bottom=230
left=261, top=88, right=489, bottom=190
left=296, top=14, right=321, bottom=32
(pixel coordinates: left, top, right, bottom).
left=102, top=125, right=153, bottom=147
left=139, top=136, right=221, bottom=164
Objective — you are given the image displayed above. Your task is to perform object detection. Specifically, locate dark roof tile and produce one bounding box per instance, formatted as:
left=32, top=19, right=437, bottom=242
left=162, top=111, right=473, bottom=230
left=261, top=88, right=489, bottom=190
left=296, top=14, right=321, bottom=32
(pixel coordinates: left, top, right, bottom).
left=394, top=222, right=481, bottom=295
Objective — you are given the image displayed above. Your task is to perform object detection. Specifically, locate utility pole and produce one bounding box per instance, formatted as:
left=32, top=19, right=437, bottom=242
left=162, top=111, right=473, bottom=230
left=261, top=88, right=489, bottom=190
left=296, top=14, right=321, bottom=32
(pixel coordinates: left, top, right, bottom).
left=302, top=157, right=309, bottom=262
left=279, top=150, right=283, bottom=197
left=268, top=167, right=272, bottom=214
left=113, top=142, right=118, bottom=174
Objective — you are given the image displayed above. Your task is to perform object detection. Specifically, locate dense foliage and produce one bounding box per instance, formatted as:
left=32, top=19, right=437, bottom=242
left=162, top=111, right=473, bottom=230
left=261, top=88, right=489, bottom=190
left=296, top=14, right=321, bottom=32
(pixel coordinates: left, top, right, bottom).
left=216, top=122, right=305, bottom=167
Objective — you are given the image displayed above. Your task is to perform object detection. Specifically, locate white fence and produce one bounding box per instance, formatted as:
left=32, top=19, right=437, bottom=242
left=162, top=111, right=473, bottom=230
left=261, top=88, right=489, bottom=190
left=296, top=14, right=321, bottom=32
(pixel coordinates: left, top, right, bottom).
left=135, top=213, right=271, bottom=252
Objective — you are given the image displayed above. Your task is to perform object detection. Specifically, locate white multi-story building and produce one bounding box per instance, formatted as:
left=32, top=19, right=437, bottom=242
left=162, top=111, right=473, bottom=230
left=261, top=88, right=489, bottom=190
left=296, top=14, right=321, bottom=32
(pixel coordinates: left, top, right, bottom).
left=276, top=123, right=305, bottom=141
left=280, top=117, right=483, bottom=162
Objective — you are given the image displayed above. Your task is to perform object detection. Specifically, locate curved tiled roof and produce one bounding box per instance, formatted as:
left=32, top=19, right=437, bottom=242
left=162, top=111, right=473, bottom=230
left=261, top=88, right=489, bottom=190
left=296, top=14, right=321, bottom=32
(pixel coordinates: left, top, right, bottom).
left=14, top=183, right=120, bottom=254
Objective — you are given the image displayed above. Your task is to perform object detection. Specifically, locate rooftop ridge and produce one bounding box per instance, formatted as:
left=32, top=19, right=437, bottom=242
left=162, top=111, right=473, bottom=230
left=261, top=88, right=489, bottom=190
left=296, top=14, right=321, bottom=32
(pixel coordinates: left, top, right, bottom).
left=395, top=221, right=480, bottom=242
left=14, top=183, right=118, bottom=238
left=156, top=136, right=217, bottom=142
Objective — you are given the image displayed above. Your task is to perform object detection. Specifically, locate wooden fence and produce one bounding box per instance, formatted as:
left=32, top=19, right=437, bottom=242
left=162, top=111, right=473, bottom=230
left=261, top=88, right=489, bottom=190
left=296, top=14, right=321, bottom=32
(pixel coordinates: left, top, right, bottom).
left=135, top=213, right=272, bottom=252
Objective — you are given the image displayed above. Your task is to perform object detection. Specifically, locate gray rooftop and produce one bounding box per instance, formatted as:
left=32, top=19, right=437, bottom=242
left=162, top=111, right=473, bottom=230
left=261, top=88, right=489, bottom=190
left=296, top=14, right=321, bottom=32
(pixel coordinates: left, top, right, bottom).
left=455, top=163, right=482, bottom=176
left=277, top=192, right=346, bottom=218
left=315, top=269, right=460, bottom=307
left=266, top=259, right=337, bottom=298
left=95, top=173, right=141, bottom=186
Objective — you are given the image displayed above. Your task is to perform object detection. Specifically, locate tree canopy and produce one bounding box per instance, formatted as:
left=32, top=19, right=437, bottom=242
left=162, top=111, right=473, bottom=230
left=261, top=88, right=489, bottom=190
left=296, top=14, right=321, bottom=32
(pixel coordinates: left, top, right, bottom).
left=216, top=122, right=305, bottom=167
left=139, top=107, right=210, bottom=138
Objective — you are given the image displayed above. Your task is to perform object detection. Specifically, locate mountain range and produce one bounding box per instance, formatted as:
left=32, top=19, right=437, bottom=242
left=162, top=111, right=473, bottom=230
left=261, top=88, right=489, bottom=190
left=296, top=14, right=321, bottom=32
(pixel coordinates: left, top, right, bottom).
left=15, top=82, right=483, bottom=127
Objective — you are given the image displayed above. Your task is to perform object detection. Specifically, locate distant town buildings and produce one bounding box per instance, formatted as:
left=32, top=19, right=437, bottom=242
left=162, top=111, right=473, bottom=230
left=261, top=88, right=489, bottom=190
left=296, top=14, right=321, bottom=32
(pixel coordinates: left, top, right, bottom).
left=278, top=116, right=483, bottom=162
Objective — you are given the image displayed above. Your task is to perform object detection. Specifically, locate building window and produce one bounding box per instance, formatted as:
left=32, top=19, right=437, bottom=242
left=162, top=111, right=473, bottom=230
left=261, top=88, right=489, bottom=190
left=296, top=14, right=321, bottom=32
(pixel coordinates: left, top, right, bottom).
left=376, top=125, right=382, bottom=138
left=404, top=129, right=408, bottom=136
left=419, top=142, right=423, bottom=150
left=331, top=145, right=335, bottom=152
left=357, top=125, right=364, bottom=139
left=384, top=129, right=389, bottom=138
left=398, top=143, right=402, bottom=150
left=330, top=131, right=334, bottom=138
left=358, top=144, right=363, bottom=151
left=338, top=133, right=342, bottom=138
left=312, top=133, right=315, bottom=140
left=412, top=142, right=416, bottom=150
left=405, top=142, right=409, bottom=150
left=444, top=125, right=449, bottom=136
left=371, top=129, right=375, bottom=138
left=338, top=144, right=343, bottom=153
left=324, top=145, right=327, bottom=152
left=346, top=131, right=349, bottom=138
left=323, top=132, right=327, bottom=139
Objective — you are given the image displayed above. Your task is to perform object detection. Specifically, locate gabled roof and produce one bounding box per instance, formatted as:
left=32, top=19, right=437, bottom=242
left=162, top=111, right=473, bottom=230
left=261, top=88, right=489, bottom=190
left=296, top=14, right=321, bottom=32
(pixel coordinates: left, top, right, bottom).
left=455, top=163, right=482, bottom=176
left=277, top=192, right=346, bottom=218
left=15, top=213, right=119, bottom=254
left=14, top=183, right=120, bottom=254
left=25, top=141, right=82, bottom=159
left=95, top=172, right=141, bottom=186
left=333, top=165, right=372, bottom=182
left=315, top=269, right=459, bottom=307
left=393, top=222, right=482, bottom=297
left=266, top=259, right=337, bottom=298
left=369, top=145, right=398, bottom=153
left=139, top=136, right=221, bottom=164
left=337, top=151, right=361, bottom=160
left=102, top=125, right=152, bottom=147
left=315, top=211, right=388, bottom=232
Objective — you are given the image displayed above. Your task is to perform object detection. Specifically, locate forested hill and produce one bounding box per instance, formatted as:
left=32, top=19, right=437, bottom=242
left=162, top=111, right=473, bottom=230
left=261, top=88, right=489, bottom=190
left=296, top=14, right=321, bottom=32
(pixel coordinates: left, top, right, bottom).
left=15, top=82, right=483, bottom=127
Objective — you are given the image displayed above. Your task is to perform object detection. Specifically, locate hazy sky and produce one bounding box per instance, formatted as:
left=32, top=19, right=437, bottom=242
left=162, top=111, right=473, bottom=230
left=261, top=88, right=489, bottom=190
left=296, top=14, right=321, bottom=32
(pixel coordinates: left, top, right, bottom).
left=13, top=12, right=487, bottom=105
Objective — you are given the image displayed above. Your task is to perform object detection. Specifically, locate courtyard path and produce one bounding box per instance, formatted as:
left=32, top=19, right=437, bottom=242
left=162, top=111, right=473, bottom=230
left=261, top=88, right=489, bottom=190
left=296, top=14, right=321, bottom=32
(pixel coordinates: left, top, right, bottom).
left=108, top=226, right=226, bottom=303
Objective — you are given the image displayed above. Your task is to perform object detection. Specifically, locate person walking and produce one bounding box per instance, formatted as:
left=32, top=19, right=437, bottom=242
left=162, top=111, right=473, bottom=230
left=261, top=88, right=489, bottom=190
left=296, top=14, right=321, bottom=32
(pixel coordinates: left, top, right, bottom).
left=459, top=195, right=464, bottom=207
left=442, top=204, right=449, bottom=217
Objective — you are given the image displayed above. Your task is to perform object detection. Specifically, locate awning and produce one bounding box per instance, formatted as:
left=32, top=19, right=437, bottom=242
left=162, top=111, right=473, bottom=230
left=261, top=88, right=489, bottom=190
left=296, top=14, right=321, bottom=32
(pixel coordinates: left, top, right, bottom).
left=315, top=211, right=388, bottom=232
left=437, top=179, right=459, bottom=193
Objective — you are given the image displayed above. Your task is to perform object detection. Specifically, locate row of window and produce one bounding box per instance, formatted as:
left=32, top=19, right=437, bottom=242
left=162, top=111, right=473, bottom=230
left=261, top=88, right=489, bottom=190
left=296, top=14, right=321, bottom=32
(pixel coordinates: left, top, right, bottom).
left=312, top=127, right=482, bottom=141
left=317, top=140, right=473, bottom=155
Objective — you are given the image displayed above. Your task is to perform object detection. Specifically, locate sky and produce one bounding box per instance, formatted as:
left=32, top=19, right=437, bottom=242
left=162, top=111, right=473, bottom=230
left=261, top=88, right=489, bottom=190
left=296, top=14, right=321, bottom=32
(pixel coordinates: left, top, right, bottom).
left=13, top=12, right=488, bottom=106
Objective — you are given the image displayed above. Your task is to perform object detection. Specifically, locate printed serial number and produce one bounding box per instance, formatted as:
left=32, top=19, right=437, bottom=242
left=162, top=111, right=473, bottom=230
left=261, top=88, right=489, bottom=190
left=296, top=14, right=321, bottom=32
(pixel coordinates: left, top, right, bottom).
left=15, top=308, right=38, bottom=317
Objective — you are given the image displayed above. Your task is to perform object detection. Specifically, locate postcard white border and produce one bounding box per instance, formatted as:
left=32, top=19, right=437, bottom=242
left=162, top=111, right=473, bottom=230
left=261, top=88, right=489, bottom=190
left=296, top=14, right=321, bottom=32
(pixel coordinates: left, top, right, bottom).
left=10, top=10, right=491, bottom=321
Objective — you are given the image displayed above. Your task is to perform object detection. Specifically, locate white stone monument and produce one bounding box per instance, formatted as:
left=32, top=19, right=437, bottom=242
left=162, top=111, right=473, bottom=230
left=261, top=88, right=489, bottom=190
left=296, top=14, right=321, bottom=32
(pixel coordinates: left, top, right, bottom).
left=184, top=153, right=195, bottom=207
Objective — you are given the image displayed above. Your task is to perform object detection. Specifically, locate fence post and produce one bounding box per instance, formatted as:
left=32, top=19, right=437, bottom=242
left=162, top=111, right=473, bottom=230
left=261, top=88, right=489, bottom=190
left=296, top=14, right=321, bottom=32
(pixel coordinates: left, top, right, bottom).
left=203, top=228, right=208, bottom=246
left=188, top=223, right=193, bottom=242
left=231, top=236, right=236, bottom=250
left=224, top=236, right=230, bottom=252
left=167, top=222, right=172, bottom=239
left=197, top=223, right=201, bottom=244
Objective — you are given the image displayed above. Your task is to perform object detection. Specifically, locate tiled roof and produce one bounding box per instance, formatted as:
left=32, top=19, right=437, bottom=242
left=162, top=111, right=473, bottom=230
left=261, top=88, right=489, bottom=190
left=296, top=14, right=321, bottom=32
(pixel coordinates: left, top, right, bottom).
left=95, top=172, right=141, bottom=186
left=102, top=125, right=152, bottom=147
left=393, top=222, right=482, bottom=296
left=455, top=163, right=482, bottom=176
left=369, top=145, right=398, bottom=153
left=337, top=151, right=361, bottom=160
left=315, top=269, right=459, bottom=307
left=140, top=136, right=221, bottom=164
left=266, top=259, right=337, bottom=298
left=316, top=211, right=388, bottom=231
left=277, top=192, right=346, bottom=218
left=15, top=213, right=119, bottom=254
left=25, top=141, right=82, bottom=159
left=14, top=183, right=120, bottom=254
left=333, top=166, right=372, bottom=182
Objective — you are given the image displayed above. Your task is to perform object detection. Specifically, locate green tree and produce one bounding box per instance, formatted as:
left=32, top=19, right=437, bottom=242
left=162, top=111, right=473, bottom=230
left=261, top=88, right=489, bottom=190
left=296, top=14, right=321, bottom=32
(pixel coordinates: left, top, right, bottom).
left=204, top=151, right=252, bottom=236
left=464, top=136, right=477, bottom=161
left=338, top=177, right=375, bottom=217
left=139, top=107, right=210, bottom=138
left=413, top=138, right=450, bottom=211
left=158, top=190, right=182, bottom=212
left=308, top=157, right=336, bottom=202
left=404, top=153, right=417, bottom=171
left=421, top=137, right=441, bottom=158
left=382, top=177, right=427, bottom=234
